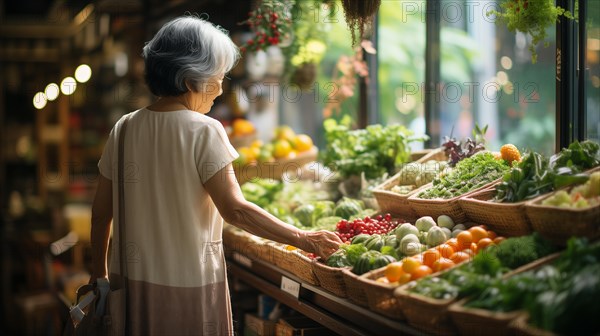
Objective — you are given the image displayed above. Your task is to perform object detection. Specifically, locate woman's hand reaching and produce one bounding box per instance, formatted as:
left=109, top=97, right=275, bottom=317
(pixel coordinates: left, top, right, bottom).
left=300, top=230, right=343, bottom=261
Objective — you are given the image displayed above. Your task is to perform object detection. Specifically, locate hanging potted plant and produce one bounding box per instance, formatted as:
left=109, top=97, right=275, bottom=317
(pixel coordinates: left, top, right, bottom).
left=487, top=0, right=576, bottom=63
left=341, top=0, right=381, bottom=46
left=239, top=0, right=294, bottom=54
left=282, top=0, right=330, bottom=90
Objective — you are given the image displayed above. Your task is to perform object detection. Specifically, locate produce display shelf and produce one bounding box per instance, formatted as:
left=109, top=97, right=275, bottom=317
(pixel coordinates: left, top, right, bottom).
left=227, top=253, right=425, bottom=336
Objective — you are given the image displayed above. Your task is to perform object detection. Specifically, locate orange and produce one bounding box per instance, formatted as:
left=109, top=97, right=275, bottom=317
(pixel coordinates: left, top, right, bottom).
left=398, top=273, right=412, bottom=285
left=456, top=231, right=474, bottom=250
left=468, top=226, right=488, bottom=243
left=272, top=139, right=292, bottom=159
left=411, top=265, right=433, bottom=280
left=469, top=242, right=479, bottom=254
left=293, top=134, right=313, bottom=152
left=435, top=244, right=455, bottom=259
left=432, top=258, right=455, bottom=272
left=493, top=236, right=506, bottom=245
left=402, top=257, right=422, bottom=274
left=487, top=231, right=497, bottom=240
left=385, top=262, right=405, bottom=283
left=449, top=251, right=471, bottom=264
left=232, top=119, right=255, bottom=136
left=445, top=238, right=460, bottom=252
left=422, top=249, right=442, bottom=268
left=376, top=276, right=389, bottom=284
left=412, top=254, right=425, bottom=264
left=500, top=144, right=521, bottom=166
left=462, top=249, right=475, bottom=257
left=477, top=238, right=495, bottom=251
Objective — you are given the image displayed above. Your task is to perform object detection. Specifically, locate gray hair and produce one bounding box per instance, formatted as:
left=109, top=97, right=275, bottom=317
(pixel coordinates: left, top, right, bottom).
left=142, top=16, right=239, bottom=97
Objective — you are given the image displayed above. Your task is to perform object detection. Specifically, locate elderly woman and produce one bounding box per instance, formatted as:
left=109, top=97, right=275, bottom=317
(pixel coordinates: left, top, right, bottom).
left=90, top=16, right=341, bottom=335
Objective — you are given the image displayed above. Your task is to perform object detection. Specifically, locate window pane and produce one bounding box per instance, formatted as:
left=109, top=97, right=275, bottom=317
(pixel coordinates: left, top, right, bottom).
left=437, top=0, right=556, bottom=155
left=586, top=0, right=600, bottom=142
left=378, top=0, right=427, bottom=150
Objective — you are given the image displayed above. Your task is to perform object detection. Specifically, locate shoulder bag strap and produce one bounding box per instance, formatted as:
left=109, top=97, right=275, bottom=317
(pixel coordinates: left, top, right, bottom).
left=117, top=114, right=130, bottom=329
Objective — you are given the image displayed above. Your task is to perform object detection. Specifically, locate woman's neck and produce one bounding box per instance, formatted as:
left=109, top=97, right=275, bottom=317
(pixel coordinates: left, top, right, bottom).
left=147, top=96, right=190, bottom=112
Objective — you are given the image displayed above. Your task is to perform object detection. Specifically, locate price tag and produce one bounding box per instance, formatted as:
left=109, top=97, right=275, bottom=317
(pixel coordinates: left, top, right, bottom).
left=233, top=252, right=252, bottom=268
left=280, top=276, right=300, bottom=298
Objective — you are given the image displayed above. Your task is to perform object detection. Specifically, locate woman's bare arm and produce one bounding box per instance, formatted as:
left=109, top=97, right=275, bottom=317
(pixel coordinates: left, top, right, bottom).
left=204, top=164, right=342, bottom=259
left=89, top=175, right=113, bottom=281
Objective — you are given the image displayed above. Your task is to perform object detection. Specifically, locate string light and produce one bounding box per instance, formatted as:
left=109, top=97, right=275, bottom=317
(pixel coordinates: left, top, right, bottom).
left=60, top=77, right=77, bottom=95
left=33, top=92, right=47, bottom=110
left=74, top=64, right=92, bottom=83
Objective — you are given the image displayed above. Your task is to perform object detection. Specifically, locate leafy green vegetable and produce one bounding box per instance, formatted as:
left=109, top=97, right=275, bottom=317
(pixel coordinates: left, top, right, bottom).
left=418, top=152, right=509, bottom=199
left=549, top=140, right=600, bottom=172
left=344, top=243, right=368, bottom=266
left=325, top=248, right=352, bottom=267
left=464, top=238, right=600, bottom=335
left=528, top=264, right=600, bottom=335
left=495, top=141, right=599, bottom=203
left=321, top=116, right=428, bottom=179
left=493, top=233, right=557, bottom=270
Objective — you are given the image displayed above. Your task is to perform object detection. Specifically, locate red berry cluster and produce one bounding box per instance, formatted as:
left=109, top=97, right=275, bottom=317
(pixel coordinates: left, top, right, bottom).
left=240, top=0, right=293, bottom=54
left=335, top=214, right=399, bottom=243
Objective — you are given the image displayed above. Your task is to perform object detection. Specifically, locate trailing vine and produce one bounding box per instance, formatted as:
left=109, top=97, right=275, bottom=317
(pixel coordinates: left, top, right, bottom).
left=341, top=0, right=381, bottom=46
left=488, top=0, right=576, bottom=63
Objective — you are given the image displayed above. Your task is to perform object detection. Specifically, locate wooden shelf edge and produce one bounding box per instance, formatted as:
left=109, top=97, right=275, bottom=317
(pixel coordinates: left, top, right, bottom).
left=227, top=255, right=425, bottom=336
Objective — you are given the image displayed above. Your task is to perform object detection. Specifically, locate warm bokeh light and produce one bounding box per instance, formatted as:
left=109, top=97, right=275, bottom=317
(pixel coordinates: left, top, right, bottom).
left=74, top=64, right=92, bottom=83
left=45, top=83, right=60, bottom=101
left=60, top=77, right=77, bottom=95
left=500, top=56, right=513, bottom=70
left=497, top=71, right=509, bottom=86
left=33, top=92, right=47, bottom=109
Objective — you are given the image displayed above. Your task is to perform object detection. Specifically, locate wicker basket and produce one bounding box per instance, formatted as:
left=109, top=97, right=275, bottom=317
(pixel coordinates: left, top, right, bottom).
left=509, top=313, right=556, bottom=336
left=275, top=248, right=319, bottom=285
left=525, top=198, right=600, bottom=246
left=373, top=148, right=448, bottom=217
left=408, top=179, right=501, bottom=223
left=311, top=262, right=348, bottom=297
left=447, top=298, right=523, bottom=336
left=446, top=253, right=560, bottom=336
left=341, top=267, right=369, bottom=307
left=459, top=186, right=533, bottom=237
left=360, top=268, right=405, bottom=320
left=394, top=284, right=457, bottom=335
left=395, top=252, right=559, bottom=336
left=234, top=146, right=318, bottom=184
